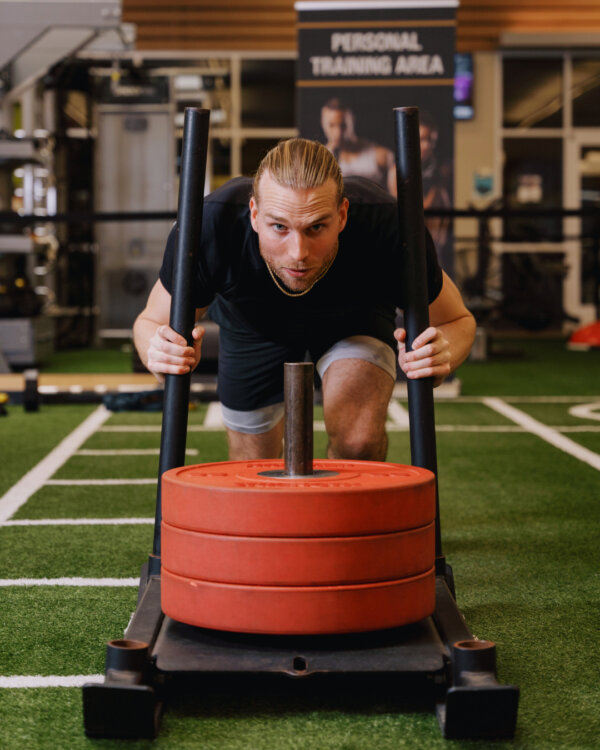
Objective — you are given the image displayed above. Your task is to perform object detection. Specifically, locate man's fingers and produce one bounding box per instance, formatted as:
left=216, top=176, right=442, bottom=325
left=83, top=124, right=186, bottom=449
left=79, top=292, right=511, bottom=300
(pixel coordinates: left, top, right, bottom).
left=153, top=327, right=195, bottom=357
left=409, top=326, right=438, bottom=350
left=393, top=327, right=407, bottom=343
left=147, top=359, right=193, bottom=375
left=158, top=325, right=187, bottom=346
left=147, top=324, right=204, bottom=377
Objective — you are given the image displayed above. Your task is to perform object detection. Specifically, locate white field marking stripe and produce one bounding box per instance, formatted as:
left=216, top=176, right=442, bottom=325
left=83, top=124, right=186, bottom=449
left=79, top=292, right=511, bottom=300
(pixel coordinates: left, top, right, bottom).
left=204, top=401, right=224, bottom=427
left=569, top=403, right=600, bottom=421
left=0, top=405, right=111, bottom=524
left=0, top=577, right=139, bottom=586
left=483, top=397, right=600, bottom=471
left=45, top=478, right=156, bottom=486
left=3, top=518, right=153, bottom=526
left=387, top=400, right=410, bottom=428
left=75, top=448, right=198, bottom=456
left=0, top=675, right=105, bottom=688
left=556, top=426, right=600, bottom=432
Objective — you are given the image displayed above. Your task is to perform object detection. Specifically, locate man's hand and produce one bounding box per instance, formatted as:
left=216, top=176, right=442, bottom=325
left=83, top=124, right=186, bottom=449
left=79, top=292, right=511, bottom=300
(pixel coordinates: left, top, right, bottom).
left=394, top=326, right=451, bottom=387
left=146, top=324, right=204, bottom=381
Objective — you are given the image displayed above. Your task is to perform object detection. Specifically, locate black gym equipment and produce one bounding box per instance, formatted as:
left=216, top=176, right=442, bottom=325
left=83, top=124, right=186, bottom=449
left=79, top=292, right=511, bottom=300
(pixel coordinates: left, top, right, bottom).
left=82, top=107, right=519, bottom=740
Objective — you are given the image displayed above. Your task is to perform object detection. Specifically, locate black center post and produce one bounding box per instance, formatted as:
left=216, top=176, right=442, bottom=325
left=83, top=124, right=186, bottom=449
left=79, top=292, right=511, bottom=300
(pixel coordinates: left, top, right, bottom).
left=393, top=106, right=444, bottom=574
left=258, top=361, right=337, bottom=479
left=283, top=362, right=314, bottom=476
left=150, top=107, right=210, bottom=574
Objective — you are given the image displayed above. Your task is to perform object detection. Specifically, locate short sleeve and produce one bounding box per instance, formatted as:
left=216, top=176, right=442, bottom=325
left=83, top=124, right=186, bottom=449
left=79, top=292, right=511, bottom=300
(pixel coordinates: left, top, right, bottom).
left=158, top=223, right=177, bottom=294
left=158, top=208, right=220, bottom=309
left=425, top=229, right=444, bottom=304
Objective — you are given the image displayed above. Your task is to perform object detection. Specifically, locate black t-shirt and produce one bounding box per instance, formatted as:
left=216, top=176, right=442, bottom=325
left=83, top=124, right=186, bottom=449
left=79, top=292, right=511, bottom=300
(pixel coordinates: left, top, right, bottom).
left=159, top=176, right=443, bottom=350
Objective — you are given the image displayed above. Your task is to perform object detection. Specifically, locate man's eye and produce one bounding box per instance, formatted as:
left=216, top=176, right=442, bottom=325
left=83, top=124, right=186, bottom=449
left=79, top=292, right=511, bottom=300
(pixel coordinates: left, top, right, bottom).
left=273, top=224, right=286, bottom=231
left=311, top=224, right=324, bottom=232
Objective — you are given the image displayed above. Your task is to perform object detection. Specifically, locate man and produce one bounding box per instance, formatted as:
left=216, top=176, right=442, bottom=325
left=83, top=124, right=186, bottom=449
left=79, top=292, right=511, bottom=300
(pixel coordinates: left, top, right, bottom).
left=134, top=138, right=475, bottom=461
left=419, top=110, right=453, bottom=271
left=320, top=98, right=397, bottom=196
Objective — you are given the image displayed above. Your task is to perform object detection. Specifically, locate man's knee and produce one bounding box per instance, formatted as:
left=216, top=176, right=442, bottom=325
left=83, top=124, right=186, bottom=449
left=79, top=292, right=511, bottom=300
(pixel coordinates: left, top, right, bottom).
left=327, top=426, right=388, bottom=461
left=227, top=424, right=283, bottom=460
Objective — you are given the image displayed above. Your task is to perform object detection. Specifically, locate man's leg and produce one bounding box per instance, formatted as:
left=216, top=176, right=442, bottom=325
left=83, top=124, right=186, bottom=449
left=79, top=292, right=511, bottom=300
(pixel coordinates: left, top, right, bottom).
left=216, top=325, right=302, bottom=461
left=321, top=358, right=394, bottom=461
left=226, top=420, right=284, bottom=460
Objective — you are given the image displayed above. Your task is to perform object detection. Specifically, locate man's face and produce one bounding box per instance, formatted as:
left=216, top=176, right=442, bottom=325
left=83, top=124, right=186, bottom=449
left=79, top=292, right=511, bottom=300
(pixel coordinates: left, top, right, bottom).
left=320, top=107, right=348, bottom=149
left=250, top=172, right=348, bottom=293
left=419, top=124, right=437, bottom=163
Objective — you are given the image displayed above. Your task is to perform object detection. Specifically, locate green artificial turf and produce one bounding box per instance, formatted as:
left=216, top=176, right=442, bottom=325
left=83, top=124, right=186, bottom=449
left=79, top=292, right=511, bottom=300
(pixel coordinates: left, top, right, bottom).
left=0, top=525, right=150, bottom=578
left=13, top=484, right=156, bottom=519
left=432, top=401, right=514, bottom=425
left=82, top=432, right=165, bottom=449
left=457, top=337, right=600, bottom=396
left=565, top=433, right=600, bottom=452
left=1, top=368, right=600, bottom=749
left=508, top=400, right=600, bottom=426
left=105, top=406, right=209, bottom=425
left=52, top=454, right=164, bottom=479
left=0, top=405, right=96, bottom=496
left=53, top=433, right=228, bottom=479
left=0, top=588, right=138, bottom=674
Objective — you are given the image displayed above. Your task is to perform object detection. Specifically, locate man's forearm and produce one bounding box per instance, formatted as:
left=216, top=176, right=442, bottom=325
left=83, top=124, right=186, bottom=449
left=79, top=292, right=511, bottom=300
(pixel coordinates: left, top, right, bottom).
left=437, top=313, right=476, bottom=374
left=133, top=314, right=162, bottom=372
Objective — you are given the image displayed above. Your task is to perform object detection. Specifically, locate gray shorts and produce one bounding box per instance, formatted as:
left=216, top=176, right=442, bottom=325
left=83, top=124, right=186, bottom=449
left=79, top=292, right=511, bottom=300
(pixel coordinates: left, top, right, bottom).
left=221, top=335, right=396, bottom=435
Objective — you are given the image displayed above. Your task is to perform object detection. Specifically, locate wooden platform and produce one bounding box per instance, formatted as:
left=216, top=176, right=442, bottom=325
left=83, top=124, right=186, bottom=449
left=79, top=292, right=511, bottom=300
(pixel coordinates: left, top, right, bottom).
left=0, top=373, right=158, bottom=394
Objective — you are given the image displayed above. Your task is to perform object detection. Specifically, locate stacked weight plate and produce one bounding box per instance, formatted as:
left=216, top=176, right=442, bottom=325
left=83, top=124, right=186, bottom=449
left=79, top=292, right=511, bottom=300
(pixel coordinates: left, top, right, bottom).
left=161, top=458, right=436, bottom=634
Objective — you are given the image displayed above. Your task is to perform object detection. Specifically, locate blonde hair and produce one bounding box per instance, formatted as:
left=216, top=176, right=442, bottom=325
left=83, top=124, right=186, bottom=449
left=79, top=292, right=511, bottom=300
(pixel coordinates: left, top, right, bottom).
left=253, top=138, right=344, bottom=205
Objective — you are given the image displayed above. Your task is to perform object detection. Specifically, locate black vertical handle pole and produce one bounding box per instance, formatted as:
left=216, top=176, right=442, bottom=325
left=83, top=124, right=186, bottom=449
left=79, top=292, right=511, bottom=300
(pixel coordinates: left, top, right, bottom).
left=593, top=221, right=600, bottom=321
left=284, top=362, right=314, bottom=476
left=393, top=106, right=443, bottom=569
left=149, top=108, right=210, bottom=574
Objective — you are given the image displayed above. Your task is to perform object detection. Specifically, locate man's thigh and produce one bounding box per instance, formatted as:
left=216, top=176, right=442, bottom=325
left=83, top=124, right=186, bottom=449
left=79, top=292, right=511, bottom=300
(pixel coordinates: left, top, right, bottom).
left=321, top=358, right=394, bottom=436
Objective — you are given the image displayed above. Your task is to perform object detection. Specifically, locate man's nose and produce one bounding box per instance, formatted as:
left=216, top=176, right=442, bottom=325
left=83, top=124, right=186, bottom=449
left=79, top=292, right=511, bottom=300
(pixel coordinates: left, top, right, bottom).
left=288, top=232, right=309, bottom=261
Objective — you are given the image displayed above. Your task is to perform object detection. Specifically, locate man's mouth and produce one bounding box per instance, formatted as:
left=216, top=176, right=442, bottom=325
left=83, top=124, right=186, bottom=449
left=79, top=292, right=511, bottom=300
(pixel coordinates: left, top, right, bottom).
left=283, top=267, right=311, bottom=278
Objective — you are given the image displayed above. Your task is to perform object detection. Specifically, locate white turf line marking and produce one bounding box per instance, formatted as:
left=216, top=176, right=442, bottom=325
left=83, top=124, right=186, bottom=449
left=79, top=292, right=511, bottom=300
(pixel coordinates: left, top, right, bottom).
left=204, top=401, right=224, bottom=427
left=0, top=577, right=138, bottom=586
left=75, top=448, right=198, bottom=456
left=3, top=518, right=153, bottom=526
left=387, top=399, right=410, bottom=428
left=0, top=405, right=112, bottom=524
left=483, top=397, right=600, bottom=472
left=0, top=675, right=104, bottom=688
left=569, top=402, right=600, bottom=421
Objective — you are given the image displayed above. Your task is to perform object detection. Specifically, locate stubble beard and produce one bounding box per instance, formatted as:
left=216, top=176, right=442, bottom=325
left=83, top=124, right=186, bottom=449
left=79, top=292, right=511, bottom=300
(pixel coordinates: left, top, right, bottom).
left=261, top=240, right=339, bottom=294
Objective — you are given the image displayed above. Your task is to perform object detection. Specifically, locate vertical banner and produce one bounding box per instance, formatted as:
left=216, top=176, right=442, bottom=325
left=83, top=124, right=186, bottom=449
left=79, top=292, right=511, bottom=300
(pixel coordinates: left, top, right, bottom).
left=296, top=0, right=457, bottom=273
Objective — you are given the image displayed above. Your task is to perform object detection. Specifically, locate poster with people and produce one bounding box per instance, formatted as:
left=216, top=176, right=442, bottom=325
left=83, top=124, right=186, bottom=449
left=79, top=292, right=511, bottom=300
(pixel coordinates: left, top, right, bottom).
left=296, top=0, right=457, bottom=273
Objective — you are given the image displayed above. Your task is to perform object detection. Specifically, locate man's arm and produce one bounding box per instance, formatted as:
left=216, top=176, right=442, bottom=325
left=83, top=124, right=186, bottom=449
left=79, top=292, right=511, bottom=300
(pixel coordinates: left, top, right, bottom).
left=395, top=271, right=475, bottom=387
left=133, top=279, right=207, bottom=381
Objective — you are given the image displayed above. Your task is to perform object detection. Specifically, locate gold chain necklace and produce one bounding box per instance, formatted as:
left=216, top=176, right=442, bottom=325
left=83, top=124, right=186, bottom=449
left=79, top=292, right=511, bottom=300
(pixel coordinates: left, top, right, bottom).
left=264, top=244, right=338, bottom=298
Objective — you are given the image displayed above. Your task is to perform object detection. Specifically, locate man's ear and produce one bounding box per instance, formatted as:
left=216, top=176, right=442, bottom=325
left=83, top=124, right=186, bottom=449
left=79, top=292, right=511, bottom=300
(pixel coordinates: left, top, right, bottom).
left=249, top=196, right=259, bottom=232
left=338, top=197, right=349, bottom=232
